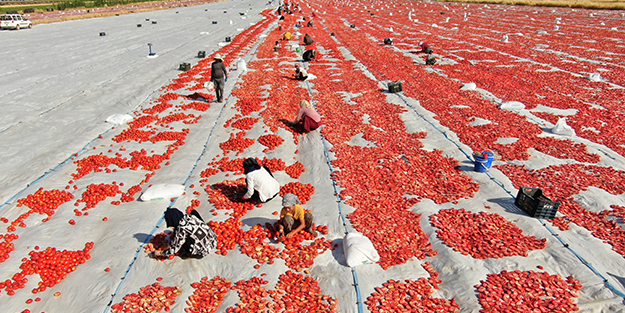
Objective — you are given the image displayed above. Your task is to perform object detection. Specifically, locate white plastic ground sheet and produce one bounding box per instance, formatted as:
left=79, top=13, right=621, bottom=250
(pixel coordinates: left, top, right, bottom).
left=1, top=0, right=625, bottom=312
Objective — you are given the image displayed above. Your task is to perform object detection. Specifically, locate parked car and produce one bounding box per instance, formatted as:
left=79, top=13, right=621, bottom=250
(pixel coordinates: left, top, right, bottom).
left=0, top=14, right=32, bottom=30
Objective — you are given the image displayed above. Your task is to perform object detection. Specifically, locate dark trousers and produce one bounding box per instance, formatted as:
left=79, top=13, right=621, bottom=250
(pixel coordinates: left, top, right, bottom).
left=282, top=212, right=313, bottom=233
left=213, top=77, right=225, bottom=102
left=247, top=190, right=277, bottom=203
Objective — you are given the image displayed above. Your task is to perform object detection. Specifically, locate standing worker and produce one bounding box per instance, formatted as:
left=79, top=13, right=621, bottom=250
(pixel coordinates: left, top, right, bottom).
left=210, top=54, right=228, bottom=103
left=152, top=208, right=217, bottom=259
left=277, top=193, right=317, bottom=239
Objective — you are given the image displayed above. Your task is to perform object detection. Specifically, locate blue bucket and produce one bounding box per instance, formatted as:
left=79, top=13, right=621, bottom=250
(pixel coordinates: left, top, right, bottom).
left=474, top=151, right=494, bottom=172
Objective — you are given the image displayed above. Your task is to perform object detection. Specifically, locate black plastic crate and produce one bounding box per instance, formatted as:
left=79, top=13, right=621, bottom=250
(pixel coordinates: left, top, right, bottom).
left=515, top=187, right=560, bottom=219
left=388, top=81, right=403, bottom=93
left=178, top=63, right=191, bottom=71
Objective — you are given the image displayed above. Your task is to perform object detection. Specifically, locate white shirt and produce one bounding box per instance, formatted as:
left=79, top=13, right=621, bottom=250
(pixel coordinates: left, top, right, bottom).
left=243, top=168, right=280, bottom=202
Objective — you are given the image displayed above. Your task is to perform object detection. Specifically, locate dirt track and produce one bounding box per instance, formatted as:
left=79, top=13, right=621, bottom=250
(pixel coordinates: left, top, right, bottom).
left=23, top=0, right=221, bottom=24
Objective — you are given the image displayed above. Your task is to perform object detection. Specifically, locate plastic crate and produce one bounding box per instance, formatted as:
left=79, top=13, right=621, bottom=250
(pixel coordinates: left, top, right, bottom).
left=178, top=63, right=191, bottom=71
left=515, top=187, right=560, bottom=219
left=388, top=81, right=403, bottom=93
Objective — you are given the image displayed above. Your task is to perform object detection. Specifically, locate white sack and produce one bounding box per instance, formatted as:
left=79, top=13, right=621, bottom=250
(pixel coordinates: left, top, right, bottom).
left=139, top=184, right=185, bottom=201
left=499, top=101, right=525, bottom=110
left=460, top=82, right=477, bottom=91
left=588, top=73, right=603, bottom=82
left=552, top=117, right=575, bottom=136
left=105, top=114, right=133, bottom=125
left=343, top=232, right=380, bottom=267
left=237, top=58, right=247, bottom=72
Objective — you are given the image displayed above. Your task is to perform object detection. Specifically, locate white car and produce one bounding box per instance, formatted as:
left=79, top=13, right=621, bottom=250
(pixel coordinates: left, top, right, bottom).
left=1, top=14, right=32, bottom=30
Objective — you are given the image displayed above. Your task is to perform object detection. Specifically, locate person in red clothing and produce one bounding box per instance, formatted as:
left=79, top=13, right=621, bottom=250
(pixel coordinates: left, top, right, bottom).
left=419, top=41, right=433, bottom=54
left=210, top=54, right=228, bottom=103
left=293, top=100, right=321, bottom=133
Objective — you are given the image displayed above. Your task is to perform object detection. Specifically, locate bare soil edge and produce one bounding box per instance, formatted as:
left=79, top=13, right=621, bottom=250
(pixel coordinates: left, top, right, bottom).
left=18, top=0, right=225, bottom=25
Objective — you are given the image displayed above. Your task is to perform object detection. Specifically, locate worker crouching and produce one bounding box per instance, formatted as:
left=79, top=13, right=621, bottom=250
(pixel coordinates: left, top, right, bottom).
left=152, top=208, right=217, bottom=259
left=277, top=193, right=317, bottom=240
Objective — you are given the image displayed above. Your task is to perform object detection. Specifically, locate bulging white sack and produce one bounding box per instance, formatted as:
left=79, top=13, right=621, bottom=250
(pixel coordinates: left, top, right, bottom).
left=552, top=117, right=575, bottom=136
left=343, top=232, right=380, bottom=267
left=460, top=82, right=477, bottom=91
left=140, top=184, right=185, bottom=201
left=499, top=101, right=525, bottom=110
left=106, top=114, right=133, bottom=125
left=588, top=73, right=603, bottom=82
left=237, top=58, right=247, bottom=72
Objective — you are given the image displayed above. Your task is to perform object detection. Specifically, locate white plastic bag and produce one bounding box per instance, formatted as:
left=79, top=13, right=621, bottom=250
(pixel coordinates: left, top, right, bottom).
left=552, top=117, right=575, bottom=136
left=237, top=58, right=247, bottom=72
left=204, top=81, right=215, bottom=92
left=343, top=233, right=380, bottom=267
left=499, top=101, right=525, bottom=110
left=105, top=114, right=133, bottom=125
left=460, top=82, right=476, bottom=91
left=139, top=184, right=185, bottom=201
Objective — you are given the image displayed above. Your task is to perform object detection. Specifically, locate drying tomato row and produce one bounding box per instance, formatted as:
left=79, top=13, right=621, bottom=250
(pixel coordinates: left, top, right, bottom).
left=475, top=270, right=582, bottom=313
left=111, top=282, right=182, bottom=313
left=185, top=276, right=231, bottom=313
left=430, top=208, right=546, bottom=259
left=1, top=242, right=93, bottom=296
left=365, top=263, right=459, bottom=312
